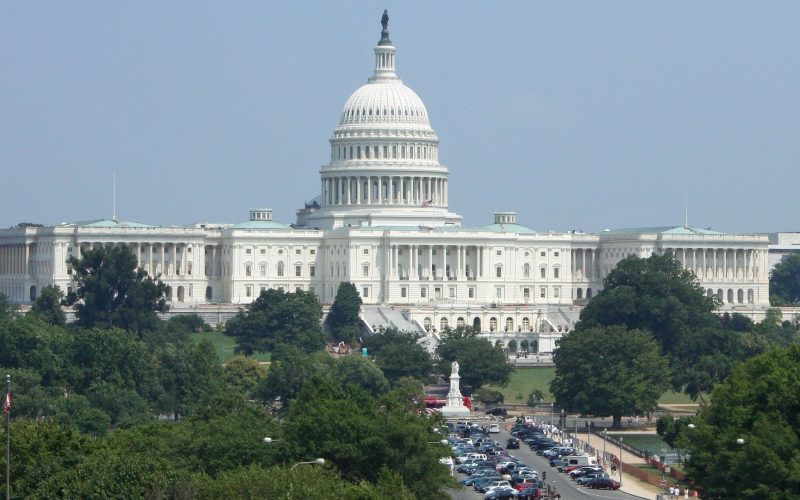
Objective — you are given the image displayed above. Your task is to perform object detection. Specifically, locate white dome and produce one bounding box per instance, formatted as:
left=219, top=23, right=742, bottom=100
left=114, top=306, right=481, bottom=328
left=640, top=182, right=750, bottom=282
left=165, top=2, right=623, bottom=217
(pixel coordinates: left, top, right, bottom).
left=339, top=81, right=430, bottom=126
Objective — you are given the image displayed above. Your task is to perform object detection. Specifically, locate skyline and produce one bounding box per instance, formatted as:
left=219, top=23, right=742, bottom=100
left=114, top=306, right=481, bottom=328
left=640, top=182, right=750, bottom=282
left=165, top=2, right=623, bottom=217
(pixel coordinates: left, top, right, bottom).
left=2, top=2, right=798, bottom=233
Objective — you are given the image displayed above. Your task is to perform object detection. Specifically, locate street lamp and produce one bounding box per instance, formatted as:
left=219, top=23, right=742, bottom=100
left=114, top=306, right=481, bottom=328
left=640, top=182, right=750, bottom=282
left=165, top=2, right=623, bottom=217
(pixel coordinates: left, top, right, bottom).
left=429, top=439, right=448, bottom=445
left=263, top=437, right=278, bottom=444
left=292, top=458, right=325, bottom=469
left=602, top=428, right=607, bottom=466
left=619, top=436, right=623, bottom=486
left=687, top=424, right=746, bottom=446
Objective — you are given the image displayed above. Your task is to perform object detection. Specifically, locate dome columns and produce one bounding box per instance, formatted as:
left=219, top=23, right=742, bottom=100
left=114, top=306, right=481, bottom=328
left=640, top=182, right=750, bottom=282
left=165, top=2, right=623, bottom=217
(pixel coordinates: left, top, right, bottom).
left=321, top=174, right=448, bottom=208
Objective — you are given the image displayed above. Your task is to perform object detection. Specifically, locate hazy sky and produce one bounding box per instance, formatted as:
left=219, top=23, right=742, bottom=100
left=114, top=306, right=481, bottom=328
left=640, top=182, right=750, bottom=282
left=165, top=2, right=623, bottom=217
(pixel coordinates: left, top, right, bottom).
left=2, top=2, right=798, bottom=233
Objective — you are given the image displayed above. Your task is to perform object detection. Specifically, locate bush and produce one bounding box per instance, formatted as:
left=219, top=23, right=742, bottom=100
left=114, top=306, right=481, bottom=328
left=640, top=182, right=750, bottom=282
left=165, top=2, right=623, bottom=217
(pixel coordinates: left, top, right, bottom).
left=474, top=388, right=505, bottom=404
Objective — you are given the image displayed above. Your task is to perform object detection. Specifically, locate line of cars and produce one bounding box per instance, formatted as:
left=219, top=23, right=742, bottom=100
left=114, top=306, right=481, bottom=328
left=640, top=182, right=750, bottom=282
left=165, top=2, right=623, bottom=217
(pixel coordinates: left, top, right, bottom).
left=448, top=421, right=543, bottom=499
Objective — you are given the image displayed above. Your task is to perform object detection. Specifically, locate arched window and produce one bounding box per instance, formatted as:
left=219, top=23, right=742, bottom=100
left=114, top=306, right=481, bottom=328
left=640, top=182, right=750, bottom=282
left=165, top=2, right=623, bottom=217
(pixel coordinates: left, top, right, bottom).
left=717, top=289, right=724, bottom=302
left=522, top=317, right=530, bottom=331
left=473, top=317, right=481, bottom=331
left=505, top=317, right=514, bottom=331
left=177, top=286, right=185, bottom=302
left=423, top=317, right=432, bottom=332
left=277, top=261, right=285, bottom=277
left=489, top=317, right=497, bottom=332
left=576, top=288, right=583, bottom=299
left=440, top=317, right=449, bottom=331
left=737, top=289, right=744, bottom=303
left=747, top=289, right=754, bottom=304
left=523, top=263, right=530, bottom=278
left=727, top=289, right=734, bottom=303
left=457, top=317, right=465, bottom=327
left=29, top=286, right=37, bottom=302
left=508, top=340, right=517, bottom=353
left=362, top=264, right=370, bottom=277
left=586, top=288, right=593, bottom=298
left=205, top=286, right=213, bottom=300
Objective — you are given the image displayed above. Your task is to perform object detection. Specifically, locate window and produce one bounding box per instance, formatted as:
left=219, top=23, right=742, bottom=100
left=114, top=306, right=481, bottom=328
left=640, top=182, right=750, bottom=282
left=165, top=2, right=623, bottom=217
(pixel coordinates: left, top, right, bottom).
left=246, top=248, right=252, bottom=254
left=245, top=286, right=252, bottom=298
left=505, top=317, right=514, bottom=331
left=421, top=287, right=427, bottom=298
left=383, top=145, right=388, bottom=158
left=540, top=267, right=546, bottom=278
left=522, top=317, right=530, bottom=331
left=309, top=265, right=315, bottom=277
left=277, top=262, right=285, bottom=277
left=296, top=286, right=303, bottom=292
left=295, top=265, right=302, bottom=277
left=440, top=317, right=448, bottom=331
left=554, top=286, right=560, bottom=298
left=523, top=263, right=530, bottom=278
left=489, top=317, right=497, bottom=332
left=278, top=249, right=283, bottom=254
left=449, top=287, right=455, bottom=298
left=523, top=287, right=530, bottom=299
left=245, top=264, right=252, bottom=277
left=310, top=249, right=315, bottom=255
left=496, top=250, right=502, bottom=256
left=540, top=251, right=546, bottom=257
left=496, top=287, right=503, bottom=299
left=362, top=287, right=369, bottom=298
left=260, top=264, right=266, bottom=277
left=362, top=264, right=370, bottom=277
left=496, top=266, right=502, bottom=278
left=296, top=249, right=301, bottom=254
left=468, top=287, right=475, bottom=298
left=401, top=287, right=407, bottom=298
left=554, top=251, right=560, bottom=257
left=392, top=146, right=397, bottom=158
left=363, top=248, right=369, bottom=255
left=424, top=317, right=432, bottom=332
left=553, top=267, right=560, bottom=279
left=540, top=287, right=547, bottom=298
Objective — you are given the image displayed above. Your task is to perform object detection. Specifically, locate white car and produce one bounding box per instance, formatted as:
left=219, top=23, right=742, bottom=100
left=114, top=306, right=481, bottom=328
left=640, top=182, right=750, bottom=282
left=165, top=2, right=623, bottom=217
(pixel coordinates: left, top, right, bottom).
left=488, top=423, right=501, bottom=433
left=524, top=416, right=534, bottom=424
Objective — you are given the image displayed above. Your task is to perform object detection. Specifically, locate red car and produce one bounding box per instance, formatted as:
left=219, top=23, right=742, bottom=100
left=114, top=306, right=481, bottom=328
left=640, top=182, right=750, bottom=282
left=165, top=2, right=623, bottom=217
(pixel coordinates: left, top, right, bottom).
left=587, top=477, right=621, bottom=490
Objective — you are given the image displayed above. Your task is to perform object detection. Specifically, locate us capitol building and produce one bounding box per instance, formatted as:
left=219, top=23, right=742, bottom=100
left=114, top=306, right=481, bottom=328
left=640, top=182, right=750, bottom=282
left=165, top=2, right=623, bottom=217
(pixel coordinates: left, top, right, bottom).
left=0, top=15, right=773, bottom=350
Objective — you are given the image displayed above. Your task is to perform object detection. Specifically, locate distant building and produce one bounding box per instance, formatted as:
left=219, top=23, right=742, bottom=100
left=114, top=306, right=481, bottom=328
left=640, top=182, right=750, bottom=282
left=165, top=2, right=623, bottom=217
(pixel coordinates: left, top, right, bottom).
left=0, top=15, right=773, bottom=347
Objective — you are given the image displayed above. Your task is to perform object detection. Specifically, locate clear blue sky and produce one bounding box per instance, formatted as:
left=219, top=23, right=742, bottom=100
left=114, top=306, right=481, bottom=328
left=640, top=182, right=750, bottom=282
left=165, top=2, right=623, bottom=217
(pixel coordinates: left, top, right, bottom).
left=2, top=2, right=797, bottom=233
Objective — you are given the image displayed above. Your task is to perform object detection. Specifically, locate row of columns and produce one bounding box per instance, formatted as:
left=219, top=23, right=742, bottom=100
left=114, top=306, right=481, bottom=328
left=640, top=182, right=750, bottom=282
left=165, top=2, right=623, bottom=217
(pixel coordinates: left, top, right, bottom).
left=385, top=244, right=490, bottom=280
left=322, top=175, right=447, bottom=207
left=666, top=247, right=764, bottom=281
left=0, top=243, right=30, bottom=275
left=571, top=248, right=596, bottom=280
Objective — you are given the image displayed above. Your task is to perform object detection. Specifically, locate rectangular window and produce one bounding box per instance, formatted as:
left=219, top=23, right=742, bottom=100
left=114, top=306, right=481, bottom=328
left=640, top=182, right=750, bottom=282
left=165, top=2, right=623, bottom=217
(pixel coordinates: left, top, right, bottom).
left=392, top=146, right=397, bottom=158
left=383, top=145, right=388, bottom=158
left=496, top=250, right=502, bottom=256
left=296, top=286, right=303, bottom=292
left=468, top=287, right=475, bottom=298
left=540, top=287, right=547, bottom=298
left=295, top=265, right=301, bottom=277
left=496, top=267, right=502, bottom=278
left=260, top=286, right=267, bottom=293
left=246, top=249, right=252, bottom=254
left=362, top=287, right=369, bottom=298
left=309, top=265, right=315, bottom=277
left=296, top=249, right=301, bottom=254
left=496, top=287, right=503, bottom=299
left=260, top=264, right=266, bottom=277
left=541, top=251, right=546, bottom=257
left=540, top=267, right=546, bottom=278
left=449, top=287, right=455, bottom=298
left=245, top=286, right=252, bottom=298
left=401, top=287, right=407, bottom=298
left=363, top=248, right=369, bottom=255
left=245, top=265, right=252, bottom=277
left=261, top=249, right=266, bottom=254
left=554, top=251, right=560, bottom=257
left=523, top=287, right=530, bottom=299
left=553, top=268, right=559, bottom=278
left=554, top=287, right=560, bottom=298
left=421, top=287, right=427, bottom=298
left=310, top=249, right=315, bottom=255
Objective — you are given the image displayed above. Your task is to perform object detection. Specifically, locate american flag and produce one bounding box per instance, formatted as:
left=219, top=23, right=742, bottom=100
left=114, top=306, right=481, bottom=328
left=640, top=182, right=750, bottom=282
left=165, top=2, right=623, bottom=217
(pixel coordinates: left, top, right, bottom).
left=421, top=199, right=433, bottom=207
left=2, top=389, right=11, bottom=416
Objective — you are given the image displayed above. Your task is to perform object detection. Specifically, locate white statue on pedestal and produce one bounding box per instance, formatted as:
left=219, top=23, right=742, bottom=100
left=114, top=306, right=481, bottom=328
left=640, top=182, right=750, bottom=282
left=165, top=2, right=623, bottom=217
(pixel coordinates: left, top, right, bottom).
left=441, top=359, right=470, bottom=417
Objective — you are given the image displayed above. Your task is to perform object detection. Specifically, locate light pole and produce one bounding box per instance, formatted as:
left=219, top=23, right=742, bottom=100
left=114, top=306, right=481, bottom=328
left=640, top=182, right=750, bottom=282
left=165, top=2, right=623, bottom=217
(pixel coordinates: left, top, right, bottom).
left=292, top=458, right=325, bottom=469
left=602, top=428, right=607, bottom=466
left=587, top=420, right=592, bottom=451
left=619, top=436, right=623, bottom=486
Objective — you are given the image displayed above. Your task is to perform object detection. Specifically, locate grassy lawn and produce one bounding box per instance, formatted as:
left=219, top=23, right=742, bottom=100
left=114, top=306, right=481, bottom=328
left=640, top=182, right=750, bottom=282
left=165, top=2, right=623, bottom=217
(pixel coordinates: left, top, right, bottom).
left=608, top=433, right=673, bottom=456
left=190, top=331, right=271, bottom=364
left=488, top=367, right=704, bottom=406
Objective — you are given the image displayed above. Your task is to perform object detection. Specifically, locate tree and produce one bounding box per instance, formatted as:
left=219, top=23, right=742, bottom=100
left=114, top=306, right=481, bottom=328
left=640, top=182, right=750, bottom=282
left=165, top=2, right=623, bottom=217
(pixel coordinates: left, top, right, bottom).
left=435, top=326, right=513, bottom=392
left=684, top=345, right=800, bottom=499
left=361, top=328, right=435, bottom=384
left=527, top=389, right=544, bottom=409
left=223, top=356, right=268, bottom=398
left=326, top=282, right=363, bottom=343
left=29, top=285, right=66, bottom=326
left=550, top=325, right=670, bottom=428
left=578, top=254, right=717, bottom=354
left=227, top=288, right=325, bottom=355
left=67, top=245, right=169, bottom=333
left=769, top=253, right=800, bottom=305
left=0, top=292, right=18, bottom=321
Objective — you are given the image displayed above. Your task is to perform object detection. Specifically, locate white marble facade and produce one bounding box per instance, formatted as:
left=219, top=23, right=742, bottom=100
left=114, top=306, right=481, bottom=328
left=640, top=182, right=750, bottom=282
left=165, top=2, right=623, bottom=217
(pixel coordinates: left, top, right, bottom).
left=0, top=17, right=774, bottom=331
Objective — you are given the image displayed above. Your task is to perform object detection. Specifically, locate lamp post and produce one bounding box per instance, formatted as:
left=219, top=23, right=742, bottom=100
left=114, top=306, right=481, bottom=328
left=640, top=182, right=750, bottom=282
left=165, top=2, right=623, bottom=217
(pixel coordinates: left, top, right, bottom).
left=619, top=436, right=623, bottom=486
left=602, top=428, right=607, bottom=466
left=587, top=420, right=592, bottom=451
left=292, top=458, right=325, bottom=469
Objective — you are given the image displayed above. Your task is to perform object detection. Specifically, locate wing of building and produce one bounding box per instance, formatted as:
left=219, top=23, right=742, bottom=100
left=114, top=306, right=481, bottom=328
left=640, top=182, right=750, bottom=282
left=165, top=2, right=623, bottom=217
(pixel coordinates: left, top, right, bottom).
left=0, top=15, right=774, bottom=348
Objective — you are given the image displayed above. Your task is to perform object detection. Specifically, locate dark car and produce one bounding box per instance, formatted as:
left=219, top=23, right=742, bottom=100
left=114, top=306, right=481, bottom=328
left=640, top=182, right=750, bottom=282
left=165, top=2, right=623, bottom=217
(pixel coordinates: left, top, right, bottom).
left=516, top=485, right=542, bottom=499
left=485, top=486, right=519, bottom=499
left=486, top=407, right=508, bottom=416
left=587, top=477, right=621, bottom=490
left=506, top=438, right=520, bottom=449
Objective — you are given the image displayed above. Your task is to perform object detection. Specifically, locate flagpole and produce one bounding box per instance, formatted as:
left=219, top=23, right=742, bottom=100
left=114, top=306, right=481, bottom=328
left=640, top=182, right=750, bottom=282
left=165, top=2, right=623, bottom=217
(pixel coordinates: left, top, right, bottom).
left=5, top=374, right=9, bottom=500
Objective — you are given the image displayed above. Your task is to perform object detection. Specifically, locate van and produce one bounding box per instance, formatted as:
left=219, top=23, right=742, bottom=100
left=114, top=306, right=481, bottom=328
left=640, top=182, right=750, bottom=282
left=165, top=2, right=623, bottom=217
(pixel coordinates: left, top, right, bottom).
left=558, top=455, right=598, bottom=472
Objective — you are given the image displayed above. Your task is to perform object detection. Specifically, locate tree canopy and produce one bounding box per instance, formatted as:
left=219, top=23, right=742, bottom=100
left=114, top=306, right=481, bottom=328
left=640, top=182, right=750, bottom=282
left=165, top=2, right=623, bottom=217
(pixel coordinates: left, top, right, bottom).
left=67, top=245, right=169, bottom=333
left=361, top=328, right=435, bottom=385
left=29, top=285, right=66, bottom=326
left=326, top=282, right=363, bottom=343
left=684, top=345, right=800, bottom=499
left=434, top=326, right=513, bottom=392
left=227, top=288, right=325, bottom=355
left=550, top=325, right=670, bottom=428
left=769, top=253, right=800, bottom=305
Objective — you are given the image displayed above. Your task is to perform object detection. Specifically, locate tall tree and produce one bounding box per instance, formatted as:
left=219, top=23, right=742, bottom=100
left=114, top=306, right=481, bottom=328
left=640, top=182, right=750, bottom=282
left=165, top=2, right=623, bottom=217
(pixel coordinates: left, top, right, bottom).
left=435, top=326, right=513, bottom=392
left=550, top=325, right=670, bottom=428
left=578, top=253, right=717, bottom=354
left=227, top=288, right=325, bottom=355
left=67, top=245, right=169, bottom=333
left=361, top=328, right=435, bottom=384
left=29, top=284, right=66, bottom=326
left=326, top=282, right=363, bottom=343
left=769, top=253, right=800, bottom=305
left=684, top=345, right=800, bottom=499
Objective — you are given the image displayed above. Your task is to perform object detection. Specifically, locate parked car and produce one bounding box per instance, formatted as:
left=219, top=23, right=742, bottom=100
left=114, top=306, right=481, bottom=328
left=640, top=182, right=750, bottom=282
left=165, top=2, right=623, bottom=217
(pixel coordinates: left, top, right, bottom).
left=575, top=473, right=608, bottom=486
left=569, top=466, right=604, bottom=479
left=486, top=407, right=508, bottom=416
left=506, top=438, right=520, bottom=449
left=587, top=477, right=621, bottom=490
left=479, top=480, right=513, bottom=494
left=488, top=424, right=501, bottom=434
left=484, top=486, right=519, bottom=499
left=516, top=485, right=542, bottom=499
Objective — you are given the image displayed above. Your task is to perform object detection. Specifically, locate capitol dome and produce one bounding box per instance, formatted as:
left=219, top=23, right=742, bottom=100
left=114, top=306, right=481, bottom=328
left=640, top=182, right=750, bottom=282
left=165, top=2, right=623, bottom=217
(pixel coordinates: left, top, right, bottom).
left=305, top=11, right=462, bottom=230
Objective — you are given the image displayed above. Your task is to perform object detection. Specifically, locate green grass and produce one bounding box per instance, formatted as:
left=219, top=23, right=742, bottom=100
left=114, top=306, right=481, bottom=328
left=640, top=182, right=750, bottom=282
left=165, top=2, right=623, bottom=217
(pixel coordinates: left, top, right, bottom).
left=609, top=433, right=672, bottom=456
left=487, top=367, right=703, bottom=406
left=190, top=331, right=271, bottom=364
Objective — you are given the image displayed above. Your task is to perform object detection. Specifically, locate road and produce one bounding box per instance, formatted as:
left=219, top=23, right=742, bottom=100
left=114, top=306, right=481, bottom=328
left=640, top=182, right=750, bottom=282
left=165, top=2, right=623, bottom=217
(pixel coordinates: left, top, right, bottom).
left=448, top=420, right=635, bottom=500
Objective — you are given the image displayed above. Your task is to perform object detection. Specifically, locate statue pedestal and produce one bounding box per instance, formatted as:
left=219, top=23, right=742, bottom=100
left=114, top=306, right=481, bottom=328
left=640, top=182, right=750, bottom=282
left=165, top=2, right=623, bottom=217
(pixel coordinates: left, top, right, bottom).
left=441, top=370, right=470, bottom=417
